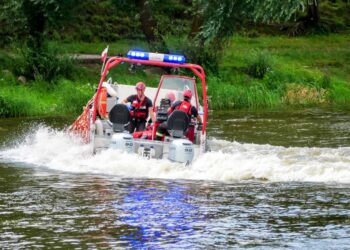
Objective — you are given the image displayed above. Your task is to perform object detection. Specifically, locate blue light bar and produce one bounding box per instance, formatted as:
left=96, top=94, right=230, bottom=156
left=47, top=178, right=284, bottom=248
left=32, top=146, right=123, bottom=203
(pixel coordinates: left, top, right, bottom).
left=127, top=50, right=186, bottom=64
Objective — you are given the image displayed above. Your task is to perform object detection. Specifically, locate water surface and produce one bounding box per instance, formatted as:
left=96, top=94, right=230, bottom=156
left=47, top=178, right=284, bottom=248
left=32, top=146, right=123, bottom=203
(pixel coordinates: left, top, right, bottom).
left=1, top=108, right=350, bottom=249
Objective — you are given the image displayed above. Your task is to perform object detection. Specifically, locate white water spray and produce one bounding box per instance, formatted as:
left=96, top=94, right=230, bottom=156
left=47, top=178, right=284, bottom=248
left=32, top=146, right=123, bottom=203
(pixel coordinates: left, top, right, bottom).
left=1, top=125, right=350, bottom=183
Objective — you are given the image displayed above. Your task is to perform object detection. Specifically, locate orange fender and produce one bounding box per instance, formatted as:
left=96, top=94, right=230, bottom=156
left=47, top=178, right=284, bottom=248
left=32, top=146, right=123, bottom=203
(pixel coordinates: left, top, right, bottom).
left=97, top=87, right=108, bottom=119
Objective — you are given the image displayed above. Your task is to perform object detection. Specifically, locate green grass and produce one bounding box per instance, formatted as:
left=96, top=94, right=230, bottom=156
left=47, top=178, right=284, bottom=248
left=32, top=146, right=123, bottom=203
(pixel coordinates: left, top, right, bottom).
left=218, top=34, right=350, bottom=109
left=207, top=76, right=281, bottom=109
left=1, top=34, right=350, bottom=117
left=0, top=71, right=95, bottom=118
left=223, top=34, right=350, bottom=82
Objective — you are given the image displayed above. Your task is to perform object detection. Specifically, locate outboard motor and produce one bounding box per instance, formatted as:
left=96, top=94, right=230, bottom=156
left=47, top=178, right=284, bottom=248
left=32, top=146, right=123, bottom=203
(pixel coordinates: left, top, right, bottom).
left=167, top=110, right=194, bottom=163
left=109, top=104, right=134, bottom=153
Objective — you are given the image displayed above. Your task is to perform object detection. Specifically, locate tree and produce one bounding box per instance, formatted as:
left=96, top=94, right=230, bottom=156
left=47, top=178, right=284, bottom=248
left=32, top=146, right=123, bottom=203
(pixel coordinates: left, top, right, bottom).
left=181, top=0, right=317, bottom=72
left=0, top=0, right=78, bottom=48
left=0, top=0, right=25, bottom=46
left=307, top=0, right=320, bottom=27
left=22, top=0, right=78, bottom=49
left=197, top=0, right=306, bottom=44
left=111, top=0, right=313, bottom=72
left=0, top=0, right=79, bottom=80
left=112, top=0, right=169, bottom=52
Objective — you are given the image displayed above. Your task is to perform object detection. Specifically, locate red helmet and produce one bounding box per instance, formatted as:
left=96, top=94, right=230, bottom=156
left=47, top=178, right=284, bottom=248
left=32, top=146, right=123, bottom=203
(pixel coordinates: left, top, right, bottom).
left=165, top=91, right=175, bottom=103
left=136, top=82, right=146, bottom=90
left=183, top=89, right=192, bottom=99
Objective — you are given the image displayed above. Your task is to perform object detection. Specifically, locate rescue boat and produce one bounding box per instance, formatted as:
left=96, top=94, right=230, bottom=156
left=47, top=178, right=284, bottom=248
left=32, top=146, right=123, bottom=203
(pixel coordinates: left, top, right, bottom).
left=70, top=49, right=208, bottom=164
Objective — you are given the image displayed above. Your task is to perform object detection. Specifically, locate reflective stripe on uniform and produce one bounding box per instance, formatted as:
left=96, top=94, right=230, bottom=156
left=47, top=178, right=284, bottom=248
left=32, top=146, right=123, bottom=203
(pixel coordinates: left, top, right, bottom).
left=156, top=132, right=164, bottom=137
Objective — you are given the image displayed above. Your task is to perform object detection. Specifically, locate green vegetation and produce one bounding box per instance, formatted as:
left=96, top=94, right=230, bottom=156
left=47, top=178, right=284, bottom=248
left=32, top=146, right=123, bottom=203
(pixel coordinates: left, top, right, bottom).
left=212, top=34, right=350, bottom=109
left=1, top=34, right=349, bottom=117
left=0, top=70, right=94, bottom=118
left=0, top=0, right=349, bottom=117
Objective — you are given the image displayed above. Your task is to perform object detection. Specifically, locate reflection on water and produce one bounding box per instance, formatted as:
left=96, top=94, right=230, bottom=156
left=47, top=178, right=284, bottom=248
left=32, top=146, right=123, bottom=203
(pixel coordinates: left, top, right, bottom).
left=0, top=168, right=349, bottom=249
left=118, top=180, right=201, bottom=248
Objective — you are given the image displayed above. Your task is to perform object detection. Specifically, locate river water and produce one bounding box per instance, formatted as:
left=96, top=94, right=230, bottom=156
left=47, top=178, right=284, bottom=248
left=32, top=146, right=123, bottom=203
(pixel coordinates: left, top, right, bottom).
left=0, top=108, right=350, bottom=249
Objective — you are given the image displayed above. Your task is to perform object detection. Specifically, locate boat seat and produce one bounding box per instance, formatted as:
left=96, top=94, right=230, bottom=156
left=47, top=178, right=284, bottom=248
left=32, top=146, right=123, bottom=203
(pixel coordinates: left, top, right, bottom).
left=109, top=104, right=130, bottom=132
left=167, top=110, right=189, bottom=138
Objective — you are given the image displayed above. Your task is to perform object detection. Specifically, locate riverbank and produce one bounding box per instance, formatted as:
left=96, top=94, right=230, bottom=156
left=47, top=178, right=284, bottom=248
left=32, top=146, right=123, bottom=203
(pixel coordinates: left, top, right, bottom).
left=1, top=34, right=349, bottom=118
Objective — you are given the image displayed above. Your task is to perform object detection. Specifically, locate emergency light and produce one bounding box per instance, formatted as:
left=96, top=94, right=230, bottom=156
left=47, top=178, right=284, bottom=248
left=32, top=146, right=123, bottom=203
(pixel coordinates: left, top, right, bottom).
left=127, top=50, right=186, bottom=64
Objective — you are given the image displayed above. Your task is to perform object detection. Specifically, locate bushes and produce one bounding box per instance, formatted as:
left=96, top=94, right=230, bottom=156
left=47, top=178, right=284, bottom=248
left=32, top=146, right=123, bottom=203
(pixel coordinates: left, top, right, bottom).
left=329, top=80, right=350, bottom=105
left=0, top=87, right=37, bottom=118
left=246, top=50, right=272, bottom=79
left=214, top=34, right=350, bottom=109
left=12, top=45, right=76, bottom=82
left=282, top=83, right=329, bottom=105
left=0, top=67, right=94, bottom=117
left=1, top=34, right=350, bottom=117
left=207, top=77, right=280, bottom=110
left=208, top=46, right=345, bottom=109
left=206, top=71, right=350, bottom=109
left=55, top=80, right=94, bottom=114
left=3, top=45, right=76, bottom=83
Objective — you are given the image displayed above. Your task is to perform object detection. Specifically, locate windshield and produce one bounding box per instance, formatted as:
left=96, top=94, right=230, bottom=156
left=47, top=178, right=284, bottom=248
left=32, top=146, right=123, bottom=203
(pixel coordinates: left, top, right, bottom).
left=154, top=76, right=198, bottom=108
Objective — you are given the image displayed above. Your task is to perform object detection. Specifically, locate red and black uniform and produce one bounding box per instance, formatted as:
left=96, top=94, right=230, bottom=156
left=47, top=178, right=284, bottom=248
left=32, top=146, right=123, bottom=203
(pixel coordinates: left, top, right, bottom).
left=127, top=94, right=153, bottom=133
left=170, top=100, right=198, bottom=119
left=156, top=100, right=198, bottom=140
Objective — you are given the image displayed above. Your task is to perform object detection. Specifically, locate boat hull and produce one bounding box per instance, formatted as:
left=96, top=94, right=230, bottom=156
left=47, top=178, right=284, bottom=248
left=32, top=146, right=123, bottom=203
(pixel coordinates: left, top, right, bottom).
left=93, top=131, right=200, bottom=164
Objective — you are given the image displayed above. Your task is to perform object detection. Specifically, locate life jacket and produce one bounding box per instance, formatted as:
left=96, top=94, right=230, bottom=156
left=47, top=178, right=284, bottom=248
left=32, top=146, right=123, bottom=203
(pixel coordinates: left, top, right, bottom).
left=130, top=96, right=148, bottom=119
left=175, top=100, right=192, bottom=116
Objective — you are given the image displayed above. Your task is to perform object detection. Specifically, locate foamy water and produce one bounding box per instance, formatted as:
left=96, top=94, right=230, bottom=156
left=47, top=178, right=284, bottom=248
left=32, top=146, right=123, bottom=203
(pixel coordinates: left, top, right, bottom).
left=1, top=125, right=350, bottom=183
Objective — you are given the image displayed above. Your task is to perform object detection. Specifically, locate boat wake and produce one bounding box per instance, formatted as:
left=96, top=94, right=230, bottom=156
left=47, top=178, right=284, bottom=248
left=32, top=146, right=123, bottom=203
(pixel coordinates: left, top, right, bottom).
left=1, top=125, right=350, bottom=183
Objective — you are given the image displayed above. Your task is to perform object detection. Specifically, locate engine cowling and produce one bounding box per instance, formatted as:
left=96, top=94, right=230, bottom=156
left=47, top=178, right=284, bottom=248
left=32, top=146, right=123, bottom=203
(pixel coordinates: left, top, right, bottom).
left=168, top=139, right=194, bottom=163
left=110, top=133, right=134, bottom=153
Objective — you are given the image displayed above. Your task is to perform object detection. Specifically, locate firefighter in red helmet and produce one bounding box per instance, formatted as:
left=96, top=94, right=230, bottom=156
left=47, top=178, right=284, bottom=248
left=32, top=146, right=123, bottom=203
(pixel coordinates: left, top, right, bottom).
left=155, top=89, right=202, bottom=140
left=123, top=82, right=156, bottom=133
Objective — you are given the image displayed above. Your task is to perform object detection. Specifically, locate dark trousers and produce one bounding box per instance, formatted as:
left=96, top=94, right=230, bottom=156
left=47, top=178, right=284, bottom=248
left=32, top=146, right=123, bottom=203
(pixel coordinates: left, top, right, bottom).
left=155, top=121, right=169, bottom=140
left=129, top=119, right=146, bottom=133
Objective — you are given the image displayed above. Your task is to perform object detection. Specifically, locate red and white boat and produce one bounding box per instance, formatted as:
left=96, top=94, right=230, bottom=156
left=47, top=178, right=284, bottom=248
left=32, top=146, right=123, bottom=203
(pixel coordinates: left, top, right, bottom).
left=70, top=50, right=208, bottom=164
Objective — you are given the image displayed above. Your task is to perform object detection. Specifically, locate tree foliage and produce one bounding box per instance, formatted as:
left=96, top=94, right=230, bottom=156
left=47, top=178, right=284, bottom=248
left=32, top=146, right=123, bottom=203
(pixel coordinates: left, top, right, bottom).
left=198, top=0, right=306, bottom=44
left=0, top=0, right=25, bottom=45
left=187, top=0, right=347, bottom=72
left=112, top=0, right=188, bottom=52
left=1, top=0, right=79, bottom=81
left=0, top=0, right=78, bottom=47
left=1, top=0, right=349, bottom=77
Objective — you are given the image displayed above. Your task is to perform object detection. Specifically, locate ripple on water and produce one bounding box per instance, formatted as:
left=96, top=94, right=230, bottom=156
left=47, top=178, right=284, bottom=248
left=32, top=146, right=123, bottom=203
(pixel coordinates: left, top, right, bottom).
left=1, top=111, right=350, bottom=248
